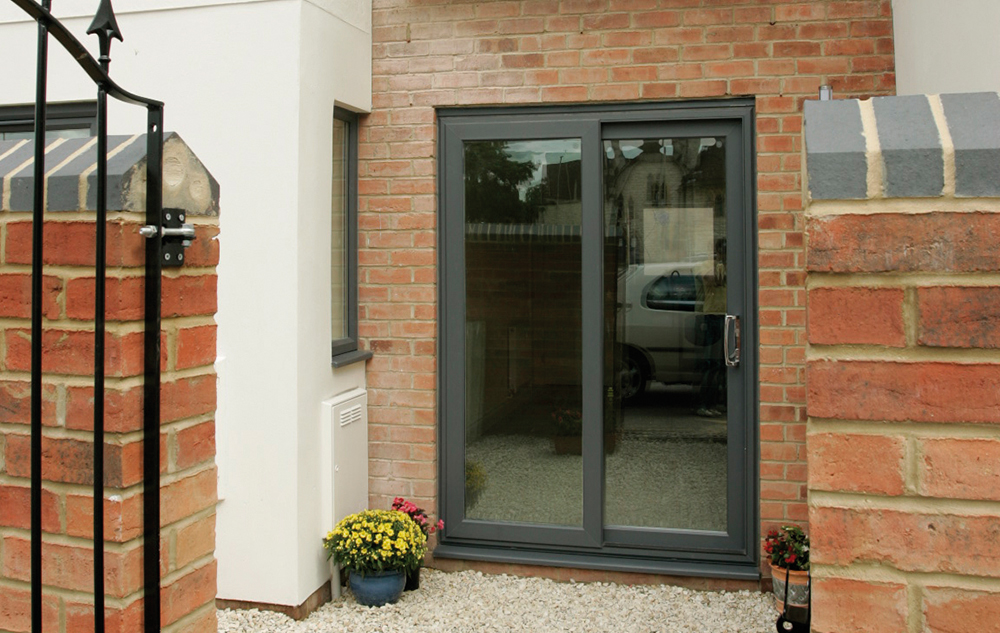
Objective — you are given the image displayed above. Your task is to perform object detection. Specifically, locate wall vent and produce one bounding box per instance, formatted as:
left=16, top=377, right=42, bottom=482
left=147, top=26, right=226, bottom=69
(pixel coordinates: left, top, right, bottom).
left=339, top=404, right=363, bottom=427
left=320, top=388, right=368, bottom=598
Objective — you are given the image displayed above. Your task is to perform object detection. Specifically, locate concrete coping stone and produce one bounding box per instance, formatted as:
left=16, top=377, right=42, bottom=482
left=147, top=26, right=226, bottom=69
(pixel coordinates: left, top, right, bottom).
left=0, top=132, right=219, bottom=215
left=805, top=91, right=1000, bottom=200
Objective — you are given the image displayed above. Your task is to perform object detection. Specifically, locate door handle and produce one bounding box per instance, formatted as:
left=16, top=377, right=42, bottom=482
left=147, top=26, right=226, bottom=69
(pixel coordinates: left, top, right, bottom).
left=724, top=314, right=741, bottom=368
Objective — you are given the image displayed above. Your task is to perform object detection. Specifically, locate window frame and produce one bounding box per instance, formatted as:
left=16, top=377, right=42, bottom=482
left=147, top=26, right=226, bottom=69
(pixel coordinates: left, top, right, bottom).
left=434, top=99, right=760, bottom=579
left=0, top=101, right=97, bottom=139
left=331, top=106, right=370, bottom=367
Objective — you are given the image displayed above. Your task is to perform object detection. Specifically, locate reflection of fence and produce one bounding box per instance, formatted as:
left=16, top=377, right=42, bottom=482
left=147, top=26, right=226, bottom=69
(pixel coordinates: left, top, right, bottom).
left=11, top=1, right=166, bottom=631
left=465, top=223, right=581, bottom=242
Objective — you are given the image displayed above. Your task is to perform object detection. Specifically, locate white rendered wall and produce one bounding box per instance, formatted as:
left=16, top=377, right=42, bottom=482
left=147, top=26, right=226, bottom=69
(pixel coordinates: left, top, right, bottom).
left=294, top=0, right=372, bottom=601
left=892, top=0, right=1000, bottom=95
left=0, top=0, right=372, bottom=608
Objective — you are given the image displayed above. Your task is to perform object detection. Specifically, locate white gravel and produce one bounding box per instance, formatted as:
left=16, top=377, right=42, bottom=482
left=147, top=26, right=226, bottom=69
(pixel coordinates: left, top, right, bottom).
left=218, top=569, right=775, bottom=633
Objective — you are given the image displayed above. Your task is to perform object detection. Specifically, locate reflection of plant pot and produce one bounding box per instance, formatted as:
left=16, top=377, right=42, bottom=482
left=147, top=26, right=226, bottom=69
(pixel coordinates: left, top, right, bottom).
left=465, top=460, right=487, bottom=511
left=605, top=431, right=618, bottom=454
left=465, top=487, right=483, bottom=510
left=552, top=433, right=620, bottom=455
left=404, top=566, right=420, bottom=591
left=349, top=570, right=405, bottom=607
left=770, top=563, right=810, bottom=611
left=553, top=435, right=582, bottom=455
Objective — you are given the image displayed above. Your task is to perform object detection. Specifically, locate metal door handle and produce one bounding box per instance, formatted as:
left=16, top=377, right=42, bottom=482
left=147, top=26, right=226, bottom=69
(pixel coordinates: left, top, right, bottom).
left=724, top=314, right=741, bottom=367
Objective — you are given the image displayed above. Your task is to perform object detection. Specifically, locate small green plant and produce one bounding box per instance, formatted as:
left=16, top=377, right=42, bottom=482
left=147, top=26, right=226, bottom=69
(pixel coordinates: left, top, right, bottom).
left=465, top=460, right=487, bottom=499
left=551, top=407, right=582, bottom=436
left=764, top=525, right=809, bottom=571
left=323, top=509, right=427, bottom=575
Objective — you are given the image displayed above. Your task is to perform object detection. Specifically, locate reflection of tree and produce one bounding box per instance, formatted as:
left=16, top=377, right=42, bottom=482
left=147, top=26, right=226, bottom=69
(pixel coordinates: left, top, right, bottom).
left=465, top=142, right=541, bottom=224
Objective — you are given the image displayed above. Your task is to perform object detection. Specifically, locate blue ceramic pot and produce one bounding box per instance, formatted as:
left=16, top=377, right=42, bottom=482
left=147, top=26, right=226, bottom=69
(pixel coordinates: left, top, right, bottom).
left=348, top=570, right=406, bottom=607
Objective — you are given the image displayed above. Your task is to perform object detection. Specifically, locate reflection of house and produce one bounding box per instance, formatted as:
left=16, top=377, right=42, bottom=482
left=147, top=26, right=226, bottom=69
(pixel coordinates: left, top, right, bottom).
left=3, top=0, right=1000, bottom=627
left=606, top=140, right=722, bottom=265
left=539, top=157, right=582, bottom=202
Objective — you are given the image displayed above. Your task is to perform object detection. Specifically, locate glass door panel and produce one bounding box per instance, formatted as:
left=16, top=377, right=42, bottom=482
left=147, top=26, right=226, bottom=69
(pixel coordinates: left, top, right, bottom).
left=603, top=135, right=729, bottom=531
left=464, top=139, right=585, bottom=527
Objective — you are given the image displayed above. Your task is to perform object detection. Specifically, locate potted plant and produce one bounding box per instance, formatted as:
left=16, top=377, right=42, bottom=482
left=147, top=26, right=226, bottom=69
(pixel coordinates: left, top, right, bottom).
left=764, top=525, right=810, bottom=614
left=550, top=407, right=619, bottom=455
left=323, top=509, right=427, bottom=607
left=391, top=497, right=443, bottom=591
left=465, top=460, right=487, bottom=510
left=551, top=407, right=583, bottom=454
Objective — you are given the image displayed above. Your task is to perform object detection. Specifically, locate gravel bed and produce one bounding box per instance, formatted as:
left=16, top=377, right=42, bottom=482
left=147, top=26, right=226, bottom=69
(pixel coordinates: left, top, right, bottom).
left=218, top=569, right=775, bottom=633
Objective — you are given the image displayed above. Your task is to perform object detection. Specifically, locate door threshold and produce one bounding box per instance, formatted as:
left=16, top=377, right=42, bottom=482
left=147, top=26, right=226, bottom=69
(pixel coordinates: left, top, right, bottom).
left=433, top=542, right=761, bottom=582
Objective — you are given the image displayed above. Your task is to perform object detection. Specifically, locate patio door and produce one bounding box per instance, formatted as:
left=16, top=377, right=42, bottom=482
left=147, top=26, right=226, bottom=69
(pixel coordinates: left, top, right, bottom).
left=438, top=102, right=758, bottom=576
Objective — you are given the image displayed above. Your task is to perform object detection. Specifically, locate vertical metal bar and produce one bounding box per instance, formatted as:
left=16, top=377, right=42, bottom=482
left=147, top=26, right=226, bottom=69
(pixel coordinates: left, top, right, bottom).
left=30, top=3, right=52, bottom=632
left=93, top=82, right=108, bottom=633
left=143, top=105, right=164, bottom=633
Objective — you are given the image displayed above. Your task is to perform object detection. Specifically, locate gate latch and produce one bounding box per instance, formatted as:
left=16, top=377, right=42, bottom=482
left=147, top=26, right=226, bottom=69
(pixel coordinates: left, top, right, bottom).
left=138, top=208, right=196, bottom=267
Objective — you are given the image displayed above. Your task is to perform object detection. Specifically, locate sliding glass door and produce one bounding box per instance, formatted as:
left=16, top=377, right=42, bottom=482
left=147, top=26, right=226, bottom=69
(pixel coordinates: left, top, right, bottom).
left=438, top=102, right=758, bottom=575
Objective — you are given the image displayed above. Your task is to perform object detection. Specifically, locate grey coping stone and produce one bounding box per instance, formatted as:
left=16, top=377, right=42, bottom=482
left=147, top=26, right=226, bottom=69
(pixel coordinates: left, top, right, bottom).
left=0, top=132, right=218, bottom=215
left=85, top=135, right=149, bottom=211
left=46, top=135, right=132, bottom=211
left=941, top=92, right=1000, bottom=197
left=8, top=137, right=93, bottom=211
left=871, top=95, right=943, bottom=198
left=0, top=139, right=23, bottom=158
left=0, top=140, right=35, bottom=209
left=804, top=99, right=868, bottom=200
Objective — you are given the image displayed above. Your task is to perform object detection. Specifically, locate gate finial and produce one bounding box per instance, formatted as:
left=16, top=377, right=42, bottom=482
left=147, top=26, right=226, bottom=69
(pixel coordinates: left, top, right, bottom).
left=87, top=0, right=123, bottom=71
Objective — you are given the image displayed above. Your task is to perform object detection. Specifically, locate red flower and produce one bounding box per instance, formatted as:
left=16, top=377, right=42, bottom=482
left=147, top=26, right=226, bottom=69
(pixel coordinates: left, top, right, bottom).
left=786, top=553, right=796, bottom=564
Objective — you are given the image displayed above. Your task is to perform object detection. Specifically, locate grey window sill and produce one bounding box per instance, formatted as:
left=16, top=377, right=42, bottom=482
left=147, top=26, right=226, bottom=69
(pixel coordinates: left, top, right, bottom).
left=331, top=349, right=373, bottom=368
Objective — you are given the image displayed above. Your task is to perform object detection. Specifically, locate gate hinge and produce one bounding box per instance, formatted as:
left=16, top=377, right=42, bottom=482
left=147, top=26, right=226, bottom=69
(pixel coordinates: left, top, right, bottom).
left=138, top=207, right=196, bottom=267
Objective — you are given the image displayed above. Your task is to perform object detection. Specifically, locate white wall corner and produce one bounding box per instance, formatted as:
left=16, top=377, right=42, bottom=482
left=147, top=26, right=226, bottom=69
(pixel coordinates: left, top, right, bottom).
left=291, top=0, right=372, bottom=605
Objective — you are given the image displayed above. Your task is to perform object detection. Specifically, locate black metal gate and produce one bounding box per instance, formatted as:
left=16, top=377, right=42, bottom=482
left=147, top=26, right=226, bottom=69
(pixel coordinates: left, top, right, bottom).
left=11, top=1, right=165, bottom=631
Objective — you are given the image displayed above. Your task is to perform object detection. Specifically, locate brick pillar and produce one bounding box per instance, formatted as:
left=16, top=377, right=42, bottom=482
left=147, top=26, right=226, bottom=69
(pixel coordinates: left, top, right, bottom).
left=0, top=134, right=219, bottom=633
left=804, top=93, right=1000, bottom=632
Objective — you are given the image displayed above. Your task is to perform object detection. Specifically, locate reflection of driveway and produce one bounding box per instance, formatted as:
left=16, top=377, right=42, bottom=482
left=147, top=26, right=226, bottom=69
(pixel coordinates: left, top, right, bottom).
left=620, top=383, right=727, bottom=441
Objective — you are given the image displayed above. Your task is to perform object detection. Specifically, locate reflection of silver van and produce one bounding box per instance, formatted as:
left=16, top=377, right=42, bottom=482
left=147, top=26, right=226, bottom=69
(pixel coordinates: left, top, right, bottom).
left=617, top=263, right=721, bottom=399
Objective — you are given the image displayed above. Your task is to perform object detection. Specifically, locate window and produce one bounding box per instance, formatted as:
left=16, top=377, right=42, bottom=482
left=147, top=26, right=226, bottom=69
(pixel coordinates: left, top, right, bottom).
left=436, top=101, right=758, bottom=578
left=0, top=101, right=96, bottom=140
left=331, top=107, right=370, bottom=367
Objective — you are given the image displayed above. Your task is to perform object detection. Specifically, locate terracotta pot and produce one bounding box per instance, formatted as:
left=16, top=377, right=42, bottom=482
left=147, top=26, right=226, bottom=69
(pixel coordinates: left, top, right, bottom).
left=769, top=562, right=810, bottom=611
left=553, top=435, right=582, bottom=455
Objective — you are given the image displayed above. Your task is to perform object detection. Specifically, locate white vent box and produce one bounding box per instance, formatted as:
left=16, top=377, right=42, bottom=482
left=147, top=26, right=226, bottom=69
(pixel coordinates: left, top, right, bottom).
left=320, top=388, right=369, bottom=597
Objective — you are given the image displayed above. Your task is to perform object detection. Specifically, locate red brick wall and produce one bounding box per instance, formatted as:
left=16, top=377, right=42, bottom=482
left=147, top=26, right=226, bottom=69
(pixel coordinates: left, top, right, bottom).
left=361, top=0, right=896, bottom=575
left=806, top=192, right=1000, bottom=625
left=0, top=207, right=219, bottom=631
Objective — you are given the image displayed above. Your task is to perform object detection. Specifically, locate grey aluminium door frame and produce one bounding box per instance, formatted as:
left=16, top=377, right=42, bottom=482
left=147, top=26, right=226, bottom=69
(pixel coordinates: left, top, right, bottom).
left=437, top=100, right=759, bottom=576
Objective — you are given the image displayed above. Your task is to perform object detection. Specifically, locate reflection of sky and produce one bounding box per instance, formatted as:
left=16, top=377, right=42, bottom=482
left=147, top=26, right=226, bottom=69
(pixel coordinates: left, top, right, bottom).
left=496, top=137, right=723, bottom=198
left=504, top=139, right=581, bottom=196
left=604, top=138, right=721, bottom=159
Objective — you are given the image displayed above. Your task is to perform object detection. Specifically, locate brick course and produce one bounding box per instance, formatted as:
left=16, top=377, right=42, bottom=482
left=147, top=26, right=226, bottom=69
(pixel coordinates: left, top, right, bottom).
left=362, top=0, right=896, bottom=580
